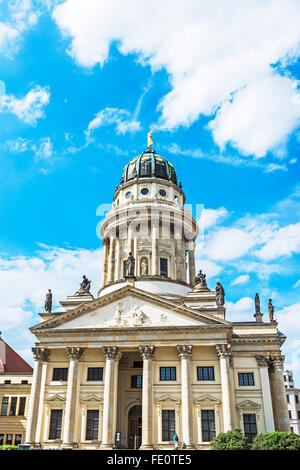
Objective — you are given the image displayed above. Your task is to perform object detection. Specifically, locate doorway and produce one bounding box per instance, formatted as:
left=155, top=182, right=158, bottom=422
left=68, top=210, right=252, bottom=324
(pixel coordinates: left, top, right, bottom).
left=127, top=405, right=142, bottom=449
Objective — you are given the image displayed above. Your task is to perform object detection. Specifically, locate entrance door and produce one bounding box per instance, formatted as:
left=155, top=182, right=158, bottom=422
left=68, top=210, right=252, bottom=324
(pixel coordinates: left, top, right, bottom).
left=127, top=405, right=142, bottom=449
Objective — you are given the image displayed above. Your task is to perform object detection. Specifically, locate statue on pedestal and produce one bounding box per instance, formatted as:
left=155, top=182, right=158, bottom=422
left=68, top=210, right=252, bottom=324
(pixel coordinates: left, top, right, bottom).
left=75, top=275, right=91, bottom=296
left=125, top=253, right=135, bottom=277
left=140, top=258, right=148, bottom=276
left=215, top=282, right=225, bottom=306
left=45, top=289, right=52, bottom=313
left=255, top=293, right=260, bottom=314
left=193, top=270, right=208, bottom=289
left=268, top=299, right=275, bottom=322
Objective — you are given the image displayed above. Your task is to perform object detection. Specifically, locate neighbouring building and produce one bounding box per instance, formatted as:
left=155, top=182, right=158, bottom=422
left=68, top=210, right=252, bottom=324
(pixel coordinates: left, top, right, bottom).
left=16, top=136, right=291, bottom=449
left=284, top=370, right=300, bottom=434
left=0, top=334, right=33, bottom=446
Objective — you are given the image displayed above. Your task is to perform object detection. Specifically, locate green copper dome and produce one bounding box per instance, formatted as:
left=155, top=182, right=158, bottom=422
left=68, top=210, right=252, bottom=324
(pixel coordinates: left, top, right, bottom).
left=120, top=149, right=178, bottom=187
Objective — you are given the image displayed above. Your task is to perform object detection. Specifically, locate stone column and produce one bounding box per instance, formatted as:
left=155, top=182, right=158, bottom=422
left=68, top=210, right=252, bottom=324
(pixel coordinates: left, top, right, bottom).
left=25, top=347, right=50, bottom=445
left=216, top=344, right=233, bottom=432
left=152, top=224, right=159, bottom=275
left=187, top=242, right=196, bottom=287
left=177, top=345, right=193, bottom=448
left=269, top=355, right=290, bottom=432
left=139, top=345, right=155, bottom=450
left=255, top=356, right=275, bottom=432
left=107, top=237, right=116, bottom=283
left=35, top=360, right=48, bottom=443
left=115, top=237, right=121, bottom=281
left=62, top=347, right=83, bottom=448
left=101, top=238, right=109, bottom=287
left=101, top=346, right=121, bottom=449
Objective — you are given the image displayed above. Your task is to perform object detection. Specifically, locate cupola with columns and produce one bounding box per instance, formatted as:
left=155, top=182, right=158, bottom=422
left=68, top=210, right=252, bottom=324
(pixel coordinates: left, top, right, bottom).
left=99, top=130, right=198, bottom=300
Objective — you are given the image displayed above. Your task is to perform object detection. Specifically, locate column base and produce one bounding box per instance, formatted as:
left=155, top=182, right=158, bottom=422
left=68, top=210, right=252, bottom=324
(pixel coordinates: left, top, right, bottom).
left=139, top=444, right=154, bottom=450
left=182, top=444, right=194, bottom=449
left=100, top=443, right=114, bottom=450
left=61, top=442, right=74, bottom=449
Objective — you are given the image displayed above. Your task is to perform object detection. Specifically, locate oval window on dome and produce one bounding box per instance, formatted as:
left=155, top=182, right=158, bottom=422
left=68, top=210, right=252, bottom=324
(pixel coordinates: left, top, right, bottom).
left=159, top=189, right=167, bottom=197
left=141, top=188, right=149, bottom=195
left=125, top=191, right=132, bottom=199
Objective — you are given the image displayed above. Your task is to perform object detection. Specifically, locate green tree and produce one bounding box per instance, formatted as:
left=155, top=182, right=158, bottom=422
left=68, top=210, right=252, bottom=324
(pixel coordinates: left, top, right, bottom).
left=211, top=428, right=251, bottom=450
left=252, top=432, right=300, bottom=450
left=0, top=445, right=18, bottom=450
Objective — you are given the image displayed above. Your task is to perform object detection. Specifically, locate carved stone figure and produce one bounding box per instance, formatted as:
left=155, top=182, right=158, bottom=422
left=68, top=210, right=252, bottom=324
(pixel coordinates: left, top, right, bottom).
left=125, top=253, right=135, bottom=277
left=45, top=289, right=52, bottom=313
left=140, top=258, right=148, bottom=276
left=147, top=125, right=154, bottom=149
left=195, top=270, right=207, bottom=287
left=132, top=306, right=145, bottom=326
left=114, top=303, right=123, bottom=326
left=215, top=282, right=225, bottom=306
left=255, top=293, right=260, bottom=314
left=268, top=299, right=275, bottom=322
left=75, top=275, right=91, bottom=296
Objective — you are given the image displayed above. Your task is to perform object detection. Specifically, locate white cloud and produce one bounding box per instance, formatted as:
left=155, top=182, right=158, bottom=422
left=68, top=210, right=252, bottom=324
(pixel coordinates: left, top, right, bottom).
left=0, top=244, right=102, bottom=333
left=53, top=0, right=300, bottom=157
left=194, top=258, right=222, bottom=280
left=0, top=22, right=19, bottom=53
left=0, top=85, right=50, bottom=124
left=256, top=221, right=300, bottom=260
left=210, top=74, right=300, bottom=158
left=231, top=274, right=250, bottom=286
left=198, top=207, right=229, bottom=231
left=34, top=136, right=53, bottom=160
left=86, top=107, right=140, bottom=140
left=6, top=136, right=54, bottom=160
left=226, top=297, right=253, bottom=322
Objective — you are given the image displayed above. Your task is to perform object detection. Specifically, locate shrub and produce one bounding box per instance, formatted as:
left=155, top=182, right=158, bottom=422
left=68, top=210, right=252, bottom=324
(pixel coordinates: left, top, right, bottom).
left=211, top=428, right=251, bottom=450
left=0, top=445, right=18, bottom=451
left=252, top=432, right=300, bottom=450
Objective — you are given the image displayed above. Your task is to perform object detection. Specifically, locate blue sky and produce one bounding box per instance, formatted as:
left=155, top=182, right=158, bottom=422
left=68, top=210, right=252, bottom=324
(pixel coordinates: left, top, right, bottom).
left=0, top=1, right=300, bottom=384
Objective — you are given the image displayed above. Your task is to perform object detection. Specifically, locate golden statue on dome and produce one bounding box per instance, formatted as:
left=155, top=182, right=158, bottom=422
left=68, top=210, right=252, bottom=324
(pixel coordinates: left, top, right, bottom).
left=147, top=125, right=154, bottom=149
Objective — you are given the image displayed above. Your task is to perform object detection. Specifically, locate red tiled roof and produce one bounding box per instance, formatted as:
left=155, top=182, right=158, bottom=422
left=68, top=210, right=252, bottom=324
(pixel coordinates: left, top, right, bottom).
left=0, top=338, right=33, bottom=373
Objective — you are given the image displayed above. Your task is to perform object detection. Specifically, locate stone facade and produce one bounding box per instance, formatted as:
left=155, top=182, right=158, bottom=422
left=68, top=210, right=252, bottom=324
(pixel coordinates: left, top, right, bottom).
left=284, top=370, right=300, bottom=434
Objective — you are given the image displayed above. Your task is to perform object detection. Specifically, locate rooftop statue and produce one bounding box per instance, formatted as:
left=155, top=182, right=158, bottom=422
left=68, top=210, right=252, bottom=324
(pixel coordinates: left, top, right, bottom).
left=194, top=269, right=207, bottom=288
left=268, top=299, right=275, bottom=322
left=75, top=275, right=91, bottom=296
left=215, top=282, right=225, bottom=306
left=45, top=289, right=52, bottom=313
left=147, top=125, right=154, bottom=150
left=255, top=293, right=260, bottom=314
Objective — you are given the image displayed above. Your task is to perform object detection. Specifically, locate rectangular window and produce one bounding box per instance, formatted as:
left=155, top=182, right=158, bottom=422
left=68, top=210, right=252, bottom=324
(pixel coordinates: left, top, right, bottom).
left=1, top=397, right=9, bottom=416
left=238, top=373, right=254, bottom=386
left=296, top=395, right=299, bottom=404
left=85, top=410, right=99, bottom=441
left=14, top=434, right=22, bottom=446
left=298, top=411, right=300, bottom=420
left=9, top=397, right=17, bottom=416
left=131, top=375, right=142, bottom=388
left=18, top=397, right=26, bottom=416
left=87, top=368, right=103, bottom=381
left=197, top=367, right=215, bottom=381
left=289, top=410, right=292, bottom=419
left=162, top=410, right=175, bottom=441
left=160, top=258, right=168, bottom=277
left=52, top=368, right=68, bottom=381
left=4, top=380, right=11, bottom=384
left=243, top=414, right=257, bottom=442
left=0, top=434, right=4, bottom=445
left=6, top=434, right=13, bottom=445
left=49, top=409, right=63, bottom=440
left=287, top=394, right=290, bottom=403
left=160, top=367, right=176, bottom=381
left=21, top=380, right=28, bottom=384
left=133, top=361, right=143, bottom=368
left=201, top=409, right=216, bottom=442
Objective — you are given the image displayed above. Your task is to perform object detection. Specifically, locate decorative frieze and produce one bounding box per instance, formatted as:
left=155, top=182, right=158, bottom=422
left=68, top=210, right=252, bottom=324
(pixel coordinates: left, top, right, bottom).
left=139, top=345, right=155, bottom=360
left=177, top=344, right=193, bottom=359
left=66, top=347, right=84, bottom=361
left=102, top=345, right=120, bottom=360
left=32, top=347, right=50, bottom=362
left=215, top=343, right=231, bottom=358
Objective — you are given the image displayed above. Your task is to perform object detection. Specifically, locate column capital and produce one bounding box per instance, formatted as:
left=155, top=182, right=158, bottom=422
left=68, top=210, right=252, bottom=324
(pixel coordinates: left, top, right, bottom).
left=32, top=347, right=50, bottom=362
left=255, top=355, right=269, bottom=368
left=270, top=355, right=285, bottom=370
left=103, top=346, right=121, bottom=360
left=177, top=345, right=192, bottom=359
left=139, top=345, right=155, bottom=360
left=66, top=347, right=84, bottom=361
left=216, top=343, right=231, bottom=358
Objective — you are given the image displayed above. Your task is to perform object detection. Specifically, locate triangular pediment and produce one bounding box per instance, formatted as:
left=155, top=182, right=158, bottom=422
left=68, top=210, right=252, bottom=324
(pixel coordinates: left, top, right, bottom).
left=195, top=394, right=220, bottom=404
left=31, top=285, right=231, bottom=332
left=236, top=400, right=261, bottom=410
left=46, top=394, right=66, bottom=402
left=80, top=394, right=103, bottom=403
left=156, top=394, right=181, bottom=405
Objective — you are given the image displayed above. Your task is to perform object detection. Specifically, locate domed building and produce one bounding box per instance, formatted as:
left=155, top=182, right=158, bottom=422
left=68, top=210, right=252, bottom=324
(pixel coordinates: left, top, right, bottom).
left=25, top=136, right=289, bottom=450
